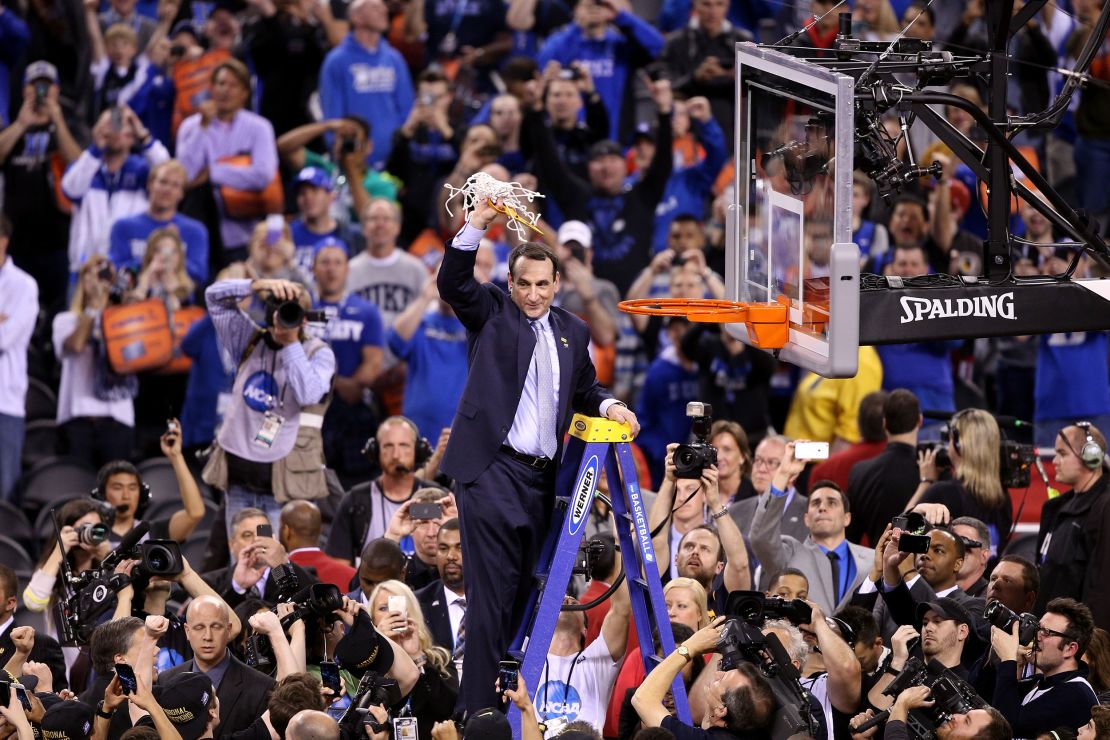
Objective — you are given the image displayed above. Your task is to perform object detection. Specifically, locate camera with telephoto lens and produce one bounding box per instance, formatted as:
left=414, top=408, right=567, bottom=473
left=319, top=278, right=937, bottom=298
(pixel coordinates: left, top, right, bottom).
left=75, top=522, right=109, bottom=546
left=875, top=657, right=987, bottom=740
left=724, top=590, right=812, bottom=627
left=338, top=671, right=402, bottom=737
left=131, top=540, right=184, bottom=581
left=984, top=599, right=1039, bottom=645
left=264, top=297, right=327, bottom=330
left=891, top=511, right=932, bottom=554
left=673, top=402, right=717, bottom=479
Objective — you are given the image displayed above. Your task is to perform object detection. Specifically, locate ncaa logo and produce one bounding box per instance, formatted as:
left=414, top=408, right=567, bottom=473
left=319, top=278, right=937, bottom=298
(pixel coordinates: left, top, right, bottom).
left=568, top=456, right=599, bottom=535
left=242, top=371, right=278, bottom=412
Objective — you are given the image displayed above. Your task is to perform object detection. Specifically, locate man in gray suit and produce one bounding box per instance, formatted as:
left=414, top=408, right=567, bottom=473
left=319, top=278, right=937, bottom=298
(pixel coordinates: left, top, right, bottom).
left=728, top=435, right=809, bottom=587
left=749, top=441, right=875, bottom=615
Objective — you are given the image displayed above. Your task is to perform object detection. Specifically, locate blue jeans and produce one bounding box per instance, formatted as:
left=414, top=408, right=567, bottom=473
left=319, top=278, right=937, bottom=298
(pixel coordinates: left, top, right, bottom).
left=0, top=413, right=23, bottom=503
left=223, top=485, right=283, bottom=538
left=1034, top=414, right=1110, bottom=451
left=1074, top=136, right=1110, bottom=216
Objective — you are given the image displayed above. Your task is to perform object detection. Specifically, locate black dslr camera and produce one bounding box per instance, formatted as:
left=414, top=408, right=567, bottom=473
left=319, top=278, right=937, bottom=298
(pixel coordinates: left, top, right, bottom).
left=338, top=671, right=402, bottom=736
left=725, top=590, right=812, bottom=627
left=263, top=296, right=327, bottom=330
left=891, top=511, right=932, bottom=554
left=984, top=599, right=1039, bottom=645
left=673, top=402, right=717, bottom=479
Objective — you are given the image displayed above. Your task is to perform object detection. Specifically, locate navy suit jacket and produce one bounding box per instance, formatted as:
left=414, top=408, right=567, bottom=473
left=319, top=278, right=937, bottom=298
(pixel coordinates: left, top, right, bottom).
left=437, top=241, right=612, bottom=483
left=416, top=579, right=456, bottom=653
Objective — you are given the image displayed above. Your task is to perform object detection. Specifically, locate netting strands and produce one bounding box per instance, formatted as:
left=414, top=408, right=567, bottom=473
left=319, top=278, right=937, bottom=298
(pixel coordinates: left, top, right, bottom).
left=443, top=172, right=546, bottom=239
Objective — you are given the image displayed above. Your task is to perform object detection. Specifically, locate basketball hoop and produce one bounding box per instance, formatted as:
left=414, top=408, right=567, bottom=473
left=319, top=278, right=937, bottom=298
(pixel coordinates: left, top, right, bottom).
left=618, top=297, right=792, bottom=349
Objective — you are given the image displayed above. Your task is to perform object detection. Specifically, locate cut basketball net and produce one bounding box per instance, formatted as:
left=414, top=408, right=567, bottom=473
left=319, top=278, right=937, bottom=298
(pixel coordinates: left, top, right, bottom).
left=619, top=296, right=792, bottom=349
left=444, top=172, right=546, bottom=238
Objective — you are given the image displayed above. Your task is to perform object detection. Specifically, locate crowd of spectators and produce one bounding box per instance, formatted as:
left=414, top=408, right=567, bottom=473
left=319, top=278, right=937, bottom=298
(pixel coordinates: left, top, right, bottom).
left=0, top=0, right=1109, bottom=737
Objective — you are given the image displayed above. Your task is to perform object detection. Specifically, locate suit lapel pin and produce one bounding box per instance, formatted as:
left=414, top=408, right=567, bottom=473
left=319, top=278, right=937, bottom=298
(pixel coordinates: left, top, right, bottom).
left=560, top=336, right=569, bottom=348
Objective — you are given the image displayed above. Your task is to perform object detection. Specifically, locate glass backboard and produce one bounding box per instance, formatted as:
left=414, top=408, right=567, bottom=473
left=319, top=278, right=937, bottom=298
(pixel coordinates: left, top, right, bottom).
left=726, top=43, right=861, bottom=378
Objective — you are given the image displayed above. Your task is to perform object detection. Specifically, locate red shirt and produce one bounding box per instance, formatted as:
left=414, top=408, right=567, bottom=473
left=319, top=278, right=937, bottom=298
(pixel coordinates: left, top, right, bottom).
left=289, top=548, right=357, bottom=591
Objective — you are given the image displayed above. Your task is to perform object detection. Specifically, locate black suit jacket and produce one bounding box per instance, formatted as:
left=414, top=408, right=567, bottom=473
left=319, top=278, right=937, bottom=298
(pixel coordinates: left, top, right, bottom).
left=159, top=654, right=274, bottom=739
left=415, top=579, right=455, bottom=653
left=0, top=623, right=68, bottom=690
left=436, top=242, right=612, bottom=484
left=202, top=563, right=317, bottom=609
left=846, top=442, right=920, bottom=546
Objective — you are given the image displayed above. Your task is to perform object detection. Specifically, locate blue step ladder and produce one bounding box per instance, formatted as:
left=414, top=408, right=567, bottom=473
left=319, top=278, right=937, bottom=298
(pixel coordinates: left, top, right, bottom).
left=507, top=414, right=692, bottom=737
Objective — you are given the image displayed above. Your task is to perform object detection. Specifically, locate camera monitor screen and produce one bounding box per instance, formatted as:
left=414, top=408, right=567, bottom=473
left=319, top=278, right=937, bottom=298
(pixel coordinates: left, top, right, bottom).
left=727, top=43, right=861, bottom=378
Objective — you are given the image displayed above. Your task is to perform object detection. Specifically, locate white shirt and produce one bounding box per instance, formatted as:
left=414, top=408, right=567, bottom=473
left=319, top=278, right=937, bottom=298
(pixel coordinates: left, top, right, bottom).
left=0, top=616, right=13, bottom=640
left=533, top=635, right=620, bottom=738
left=231, top=566, right=271, bottom=599
left=449, top=222, right=619, bottom=458
left=0, top=258, right=38, bottom=418
left=52, top=312, right=135, bottom=427
left=444, top=584, right=466, bottom=647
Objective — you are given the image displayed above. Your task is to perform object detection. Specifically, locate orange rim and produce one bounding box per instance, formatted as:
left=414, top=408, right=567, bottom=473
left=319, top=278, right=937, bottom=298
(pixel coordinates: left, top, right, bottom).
left=617, top=298, right=793, bottom=349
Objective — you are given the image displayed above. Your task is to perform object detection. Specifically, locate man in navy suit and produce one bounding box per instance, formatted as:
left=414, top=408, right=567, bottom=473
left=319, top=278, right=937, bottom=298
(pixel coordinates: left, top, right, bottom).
left=438, top=200, right=639, bottom=714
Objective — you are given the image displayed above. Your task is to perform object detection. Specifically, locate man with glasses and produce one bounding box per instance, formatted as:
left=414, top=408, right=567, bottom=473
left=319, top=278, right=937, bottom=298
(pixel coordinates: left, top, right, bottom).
left=1036, top=422, right=1110, bottom=628
left=990, top=597, right=1098, bottom=738
left=728, top=435, right=810, bottom=570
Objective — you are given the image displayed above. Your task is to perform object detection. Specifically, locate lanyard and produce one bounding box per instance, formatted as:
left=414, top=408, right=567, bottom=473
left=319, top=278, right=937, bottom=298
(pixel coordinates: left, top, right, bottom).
left=542, top=648, right=586, bottom=714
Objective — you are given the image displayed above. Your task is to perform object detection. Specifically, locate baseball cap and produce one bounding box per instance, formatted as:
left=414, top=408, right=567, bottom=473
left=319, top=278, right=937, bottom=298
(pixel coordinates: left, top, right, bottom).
left=335, top=608, right=394, bottom=674
left=40, top=700, right=94, bottom=740
left=588, top=139, right=623, bottom=160
left=295, top=166, right=334, bottom=192
left=633, top=121, right=657, bottom=142
left=916, top=597, right=973, bottom=627
left=464, top=708, right=512, bottom=740
left=24, top=61, right=58, bottom=85
left=153, top=672, right=216, bottom=740
left=313, top=236, right=349, bottom=259
left=556, top=220, right=592, bottom=249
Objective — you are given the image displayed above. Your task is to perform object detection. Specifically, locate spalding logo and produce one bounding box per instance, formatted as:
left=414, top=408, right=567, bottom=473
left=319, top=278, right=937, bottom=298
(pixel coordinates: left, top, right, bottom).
left=242, top=371, right=278, bottom=412
left=569, top=456, right=599, bottom=535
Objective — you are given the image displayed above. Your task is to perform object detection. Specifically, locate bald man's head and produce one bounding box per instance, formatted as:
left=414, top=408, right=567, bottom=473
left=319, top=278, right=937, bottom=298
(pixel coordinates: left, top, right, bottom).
left=280, top=500, right=322, bottom=549
left=286, top=710, right=340, bottom=740
left=185, top=596, right=233, bottom=668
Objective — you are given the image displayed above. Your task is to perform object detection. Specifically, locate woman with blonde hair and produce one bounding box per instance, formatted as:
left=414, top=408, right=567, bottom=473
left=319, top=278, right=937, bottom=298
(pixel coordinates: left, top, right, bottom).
left=368, top=580, right=457, bottom=739
left=603, top=577, right=710, bottom=737
left=52, top=255, right=136, bottom=466
left=132, top=227, right=196, bottom=308
left=912, top=408, right=1012, bottom=548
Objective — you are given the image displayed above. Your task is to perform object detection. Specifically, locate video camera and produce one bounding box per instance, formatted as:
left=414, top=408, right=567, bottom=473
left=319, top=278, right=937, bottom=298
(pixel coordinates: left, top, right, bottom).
left=673, top=402, right=717, bottom=479
left=338, top=670, right=402, bottom=739
left=984, top=599, right=1039, bottom=645
left=861, top=657, right=987, bottom=739
left=918, top=413, right=1037, bottom=489
left=725, top=590, right=813, bottom=627
left=245, top=574, right=344, bottom=670
left=55, top=520, right=183, bottom=646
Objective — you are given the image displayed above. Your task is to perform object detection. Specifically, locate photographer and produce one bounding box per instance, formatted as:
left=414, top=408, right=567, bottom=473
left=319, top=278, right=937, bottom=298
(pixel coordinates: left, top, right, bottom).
left=650, top=442, right=751, bottom=597
left=991, top=597, right=1098, bottom=738
left=878, top=685, right=1010, bottom=740
left=632, top=617, right=778, bottom=739
left=797, top=600, right=863, bottom=728
left=203, top=278, right=336, bottom=533
left=53, top=256, right=136, bottom=468
left=81, top=615, right=163, bottom=736
left=750, top=442, right=874, bottom=615
left=984, top=555, right=1038, bottom=616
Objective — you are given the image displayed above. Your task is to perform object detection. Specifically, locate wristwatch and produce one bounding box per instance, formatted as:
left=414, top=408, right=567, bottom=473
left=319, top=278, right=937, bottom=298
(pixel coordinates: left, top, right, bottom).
left=676, top=645, right=692, bottom=664
left=96, top=700, right=115, bottom=719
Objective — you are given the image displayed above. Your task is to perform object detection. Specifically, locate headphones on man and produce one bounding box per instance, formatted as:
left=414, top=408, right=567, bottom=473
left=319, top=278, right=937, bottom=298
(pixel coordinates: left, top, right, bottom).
left=1067, top=421, right=1106, bottom=470
left=91, top=460, right=152, bottom=516
left=362, top=416, right=433, bottom=469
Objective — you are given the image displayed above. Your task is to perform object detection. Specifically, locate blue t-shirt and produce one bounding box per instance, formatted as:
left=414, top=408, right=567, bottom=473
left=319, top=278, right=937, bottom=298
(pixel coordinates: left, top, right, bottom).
left=290, top=218, right=352, bottom=275
left=387, top=310, right=468, bottom=439
left=316, top=294, right=384, bottom=378
left=636, top=349, right=700, bottom=483
left=108, top=212, right=210, bottom=285
left=876, top=341, right=960, bottom=413
left=1035, top=331, right=1110, bottom=420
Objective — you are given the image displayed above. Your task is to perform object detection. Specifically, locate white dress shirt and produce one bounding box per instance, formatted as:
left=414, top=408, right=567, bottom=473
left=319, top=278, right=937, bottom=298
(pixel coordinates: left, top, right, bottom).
left=0, top=258, right=38, bottom=418
left=444, top=584, right=466, bottom=647
left=449, top=221, right=619, bottom=458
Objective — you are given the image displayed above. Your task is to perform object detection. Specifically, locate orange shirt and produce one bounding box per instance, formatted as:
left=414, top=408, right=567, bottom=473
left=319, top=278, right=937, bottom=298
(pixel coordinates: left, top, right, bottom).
left=171, top=49, right=231, bottom=137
